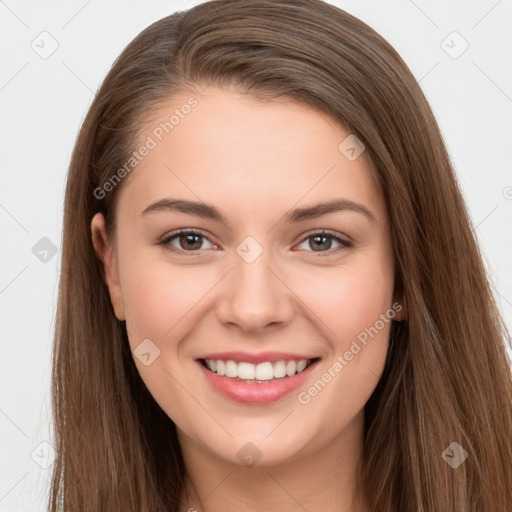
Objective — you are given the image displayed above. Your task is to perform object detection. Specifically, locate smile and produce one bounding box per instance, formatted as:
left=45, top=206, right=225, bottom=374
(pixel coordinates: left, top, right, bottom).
left=196, top=357, right=321, bottom=403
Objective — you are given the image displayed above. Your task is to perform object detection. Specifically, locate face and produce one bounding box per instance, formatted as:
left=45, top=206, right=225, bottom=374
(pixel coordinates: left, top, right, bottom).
left=91, top=86, right=405, bottom=468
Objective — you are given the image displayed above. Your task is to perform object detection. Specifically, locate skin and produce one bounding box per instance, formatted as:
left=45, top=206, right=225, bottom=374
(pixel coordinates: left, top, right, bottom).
left=91, top=86, right=406, bottom=512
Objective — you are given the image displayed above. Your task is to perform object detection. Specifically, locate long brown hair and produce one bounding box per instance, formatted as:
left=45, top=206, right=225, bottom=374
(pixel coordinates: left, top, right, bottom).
left=50, top=1, right=512, bottom=510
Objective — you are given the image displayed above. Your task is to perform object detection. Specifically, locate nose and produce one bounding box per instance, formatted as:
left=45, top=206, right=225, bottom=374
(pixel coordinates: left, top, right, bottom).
left=216, top=247, right=295, bottom=333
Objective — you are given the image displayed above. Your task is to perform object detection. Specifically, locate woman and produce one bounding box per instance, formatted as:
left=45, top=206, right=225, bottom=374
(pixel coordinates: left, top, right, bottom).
left=50, top=1, right=512, bottom=510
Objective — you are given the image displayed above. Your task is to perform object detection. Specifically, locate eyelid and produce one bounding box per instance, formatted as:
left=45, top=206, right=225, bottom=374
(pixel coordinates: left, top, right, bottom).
left=297, top=228, right=351, bottom=245
left=159, top=227, right=213, bottom=242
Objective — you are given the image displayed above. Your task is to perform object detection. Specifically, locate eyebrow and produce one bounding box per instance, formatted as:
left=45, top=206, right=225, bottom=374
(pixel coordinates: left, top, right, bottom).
left=140, top=198, right=376, bottom=224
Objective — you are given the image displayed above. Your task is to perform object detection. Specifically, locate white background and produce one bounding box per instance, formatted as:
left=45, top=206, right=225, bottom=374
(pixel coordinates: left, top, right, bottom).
left=1, top=0, right=511, bottom=509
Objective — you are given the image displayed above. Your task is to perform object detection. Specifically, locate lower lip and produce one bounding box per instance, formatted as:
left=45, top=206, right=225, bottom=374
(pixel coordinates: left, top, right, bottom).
left=197, top=359, right=319, bottom=404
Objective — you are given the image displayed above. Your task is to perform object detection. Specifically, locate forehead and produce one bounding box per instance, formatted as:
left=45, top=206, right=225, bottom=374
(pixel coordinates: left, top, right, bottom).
left=117, top=86, right=385, bottom=224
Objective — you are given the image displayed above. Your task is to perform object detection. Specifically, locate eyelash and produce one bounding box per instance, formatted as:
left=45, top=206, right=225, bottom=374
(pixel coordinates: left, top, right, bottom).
left=157, top=229, right=352, bottom=257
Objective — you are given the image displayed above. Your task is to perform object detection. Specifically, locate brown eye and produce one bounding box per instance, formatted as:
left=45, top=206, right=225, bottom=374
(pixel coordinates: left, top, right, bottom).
left=296, top=231, right=352, bottom=255
left=158, top=230, right=216, bottom=253
left=176, top=233, right=203, bottom=251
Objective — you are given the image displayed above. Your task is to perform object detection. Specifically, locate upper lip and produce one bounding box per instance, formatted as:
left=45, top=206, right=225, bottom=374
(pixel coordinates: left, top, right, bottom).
left=197, top=351, right=319, bottom=364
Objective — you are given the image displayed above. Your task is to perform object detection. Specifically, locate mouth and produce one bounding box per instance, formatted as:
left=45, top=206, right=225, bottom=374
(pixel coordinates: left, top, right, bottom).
left=196, top=356, right=321, bottom=403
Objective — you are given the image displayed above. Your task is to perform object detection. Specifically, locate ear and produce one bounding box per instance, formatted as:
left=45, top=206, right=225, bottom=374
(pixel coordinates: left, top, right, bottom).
left=91, top=212, right=126, bottom=321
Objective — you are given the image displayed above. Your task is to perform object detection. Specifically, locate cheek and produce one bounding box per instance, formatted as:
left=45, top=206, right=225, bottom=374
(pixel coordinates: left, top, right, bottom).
left=118, top=253, right=208, bottom=423
left=120, top=249, right=212, bottom=344
left=294, top=257, right=394, bottom=343
left=335, top=270, right=393, bottom=338
left=293, top=267, right=394, bottom=435
left=293, top=253, right=394, bottom=392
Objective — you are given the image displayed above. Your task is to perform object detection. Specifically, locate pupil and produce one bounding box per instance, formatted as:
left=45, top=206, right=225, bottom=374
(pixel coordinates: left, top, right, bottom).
left=311, top=235, right=331, bottom=251
left=181, top=234, right=202, bottom=250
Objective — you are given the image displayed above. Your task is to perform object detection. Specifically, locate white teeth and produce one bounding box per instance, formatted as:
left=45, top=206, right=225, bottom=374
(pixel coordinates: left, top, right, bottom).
left=203, top=358, right=312, bottom=380
left=225, top=360, right=238, bottom=377
left=296, top=360, right=307, bottom=373
left=285, top=360, right=297, bottom=376
left=255, top=362, right=274, bottom=380
left=273, top=360, right=286, bottom=378
left=238, top=362, right=255, bottom=380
